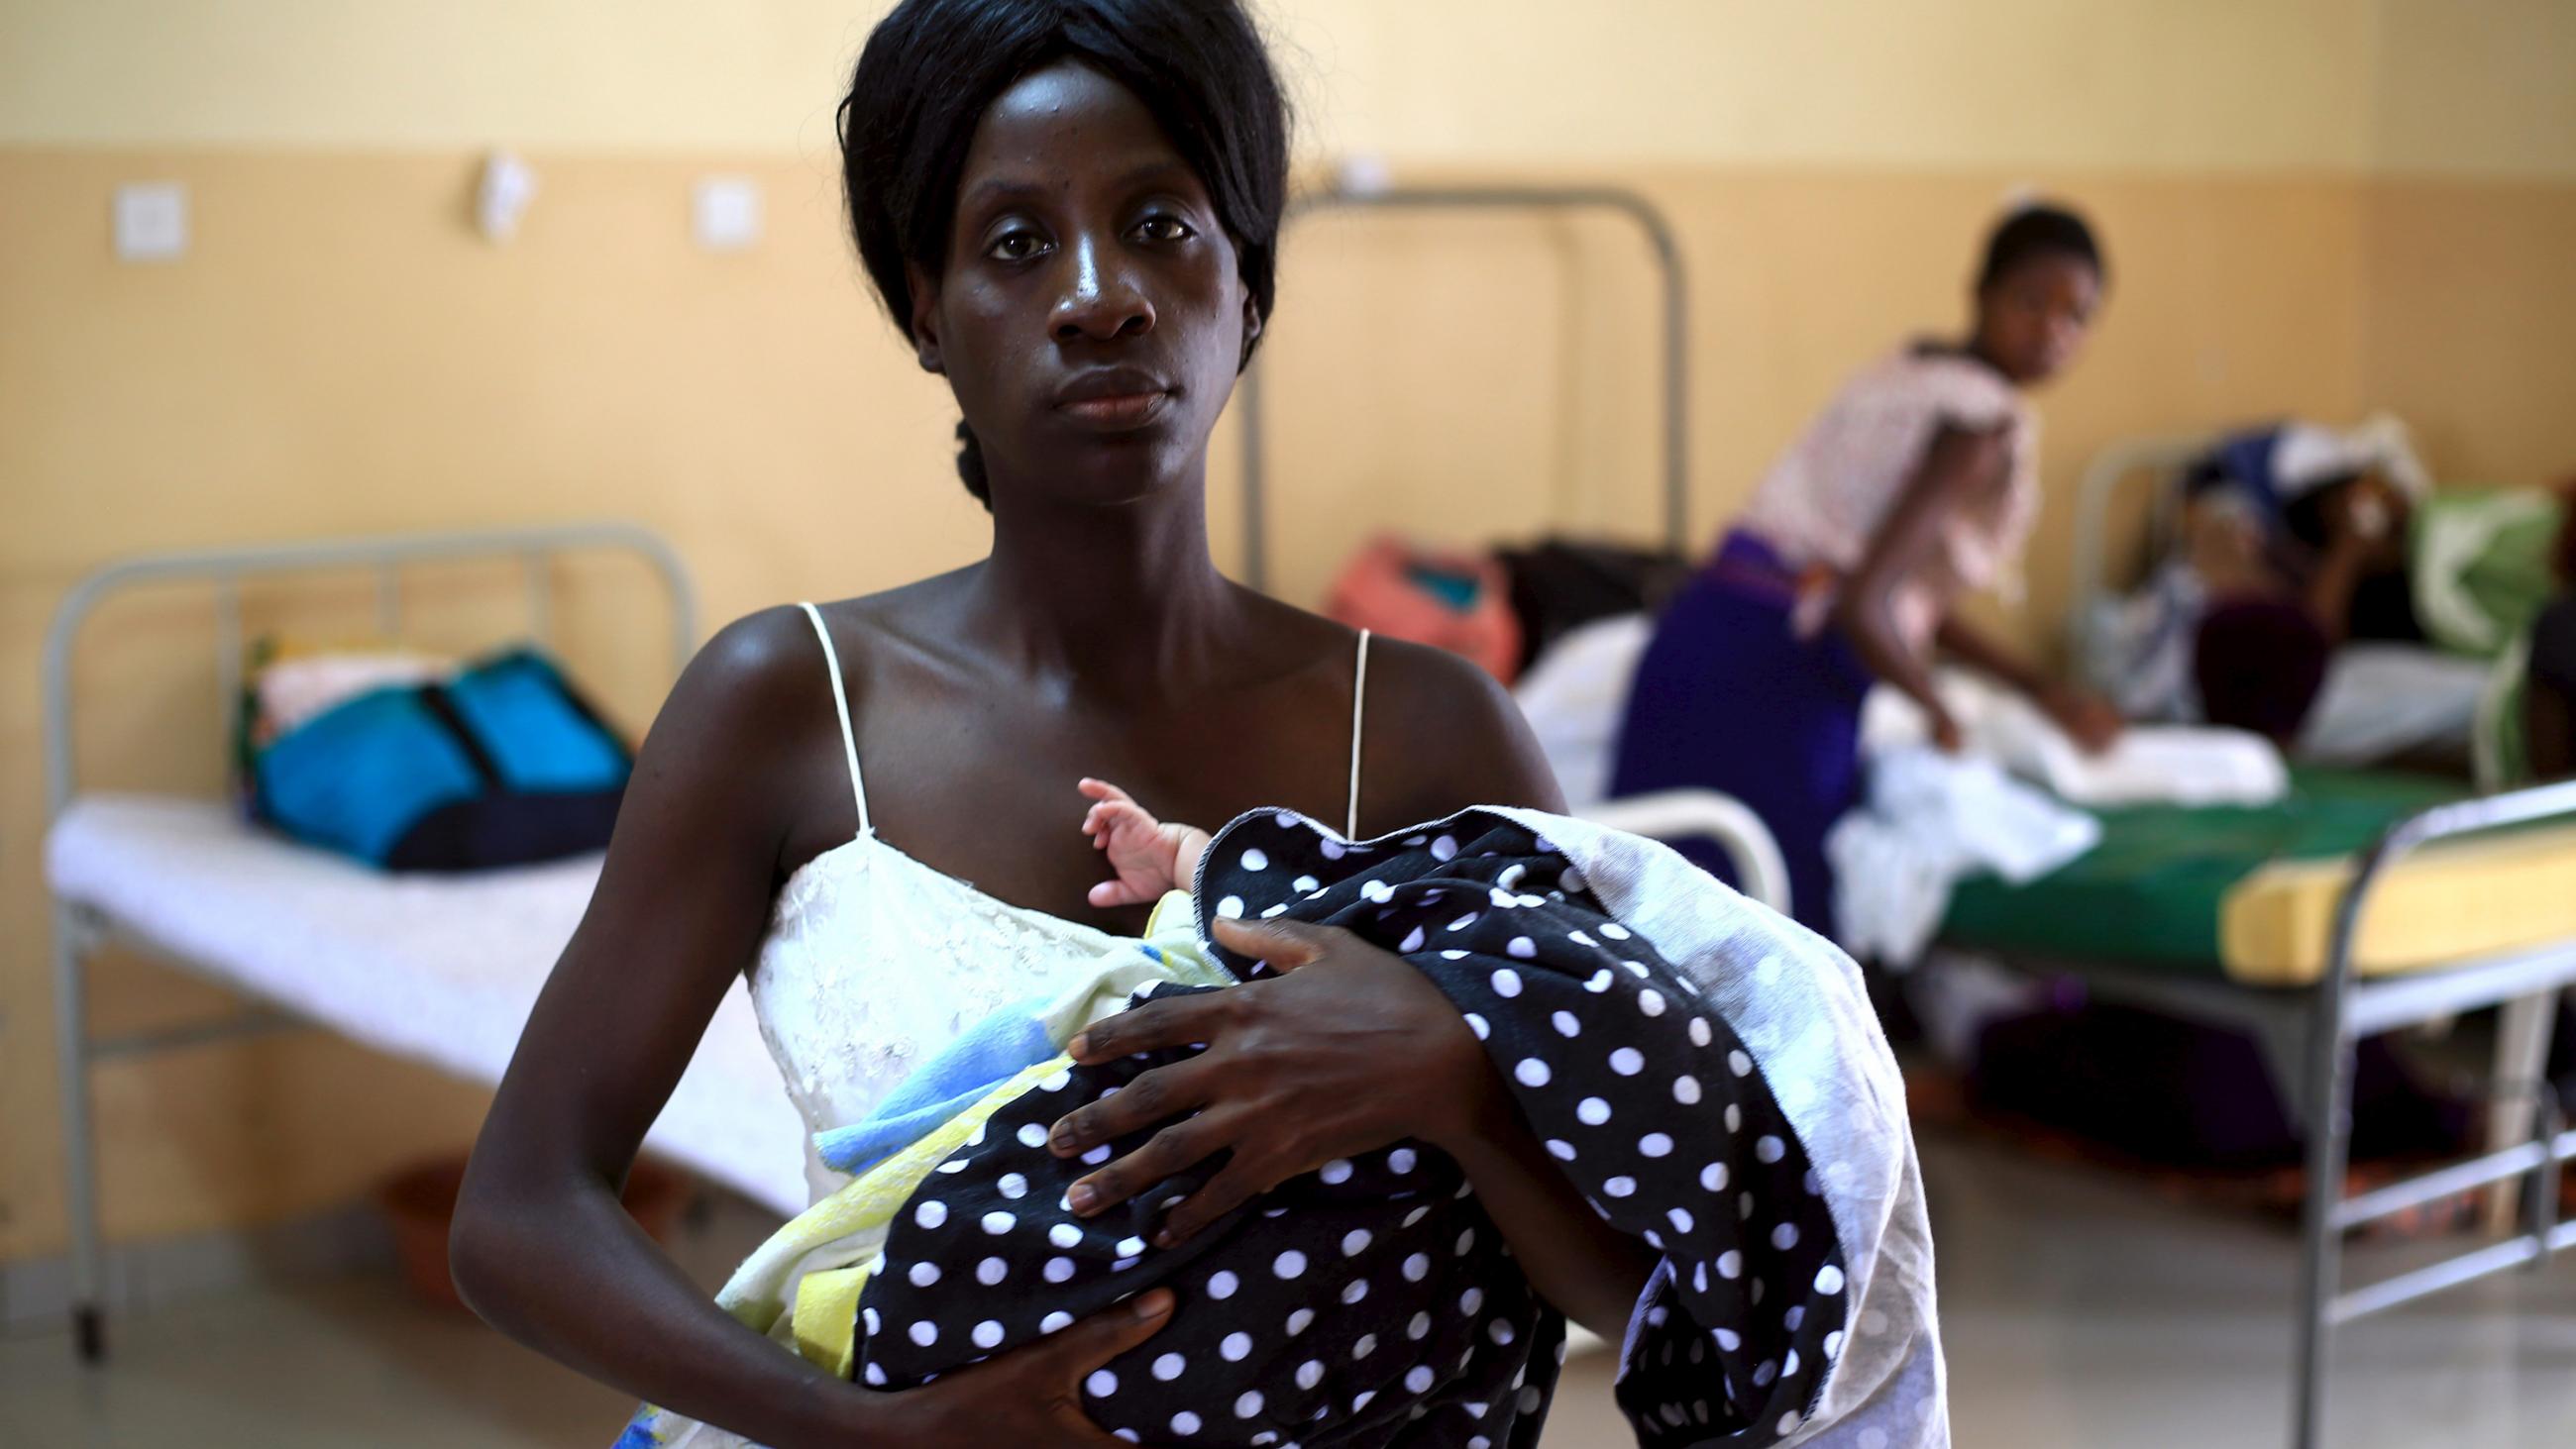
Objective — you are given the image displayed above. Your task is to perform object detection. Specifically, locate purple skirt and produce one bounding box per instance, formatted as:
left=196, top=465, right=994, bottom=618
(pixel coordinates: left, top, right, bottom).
left=1609, top=533, right=1873, bottom=935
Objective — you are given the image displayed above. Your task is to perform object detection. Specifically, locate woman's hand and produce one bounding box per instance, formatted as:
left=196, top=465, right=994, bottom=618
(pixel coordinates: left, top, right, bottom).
left=1043, top=917, right=1494, bottom=1246
left=2039, top=682, right=2123, bottom=755
left=867, top=1291, right=1176, bottom=1448
left=2322, top=475, right=2406, bottom=564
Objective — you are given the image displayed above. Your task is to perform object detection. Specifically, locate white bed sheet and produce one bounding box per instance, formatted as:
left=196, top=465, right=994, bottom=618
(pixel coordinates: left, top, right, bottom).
left=44, top=794, right=809, bottom=1216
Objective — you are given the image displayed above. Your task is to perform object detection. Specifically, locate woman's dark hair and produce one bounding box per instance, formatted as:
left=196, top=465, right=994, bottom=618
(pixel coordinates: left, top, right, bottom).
left=839, top=0, right=1292, bottom=506
left=1976, top=202, right=2105, bottom=293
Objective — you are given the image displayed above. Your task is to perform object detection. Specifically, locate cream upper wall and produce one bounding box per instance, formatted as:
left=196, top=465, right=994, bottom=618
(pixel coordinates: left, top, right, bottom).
left=0, top=0, right=2396, bottom=171
left=2371, top=0, right=2576, bottom=179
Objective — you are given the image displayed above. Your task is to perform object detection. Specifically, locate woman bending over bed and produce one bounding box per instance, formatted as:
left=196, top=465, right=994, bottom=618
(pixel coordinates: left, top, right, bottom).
left=446, top=2, right=1720, bottom=1443
left=1611, top=204, right=2121, bottom=937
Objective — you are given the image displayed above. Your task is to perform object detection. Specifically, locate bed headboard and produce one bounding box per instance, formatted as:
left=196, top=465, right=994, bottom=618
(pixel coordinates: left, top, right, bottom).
left=41, top=521, right=698, bottom=823
left=1234, top=183, right=1692, bottom=592
left=2064, top=431, right=2214, bottom=651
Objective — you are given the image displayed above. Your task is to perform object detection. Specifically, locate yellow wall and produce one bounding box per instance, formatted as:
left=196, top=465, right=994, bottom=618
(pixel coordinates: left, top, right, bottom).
left=2371, top=0, right=2576, bottom=181
left=2, top=0, right=2569, bottom=1262
left=2, top=0, right=2383, bottom=169
left=2360, top=179, right=2576, bottom=487
left=2356, top=1, right=2576, bottom=490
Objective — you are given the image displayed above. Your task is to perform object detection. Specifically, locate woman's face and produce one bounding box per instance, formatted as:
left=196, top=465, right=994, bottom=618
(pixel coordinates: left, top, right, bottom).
left=910, top=59, right=1256, bottom=507
left=1974, top=253, right=2100, bottom=386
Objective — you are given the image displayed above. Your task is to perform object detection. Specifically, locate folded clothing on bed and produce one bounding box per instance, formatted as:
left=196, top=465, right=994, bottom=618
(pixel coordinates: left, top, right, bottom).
left=628, top=811, right=1938, bottom=1449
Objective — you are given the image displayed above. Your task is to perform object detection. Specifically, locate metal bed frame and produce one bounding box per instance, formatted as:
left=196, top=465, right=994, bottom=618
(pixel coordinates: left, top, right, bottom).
left=1957, top=781, right=2576, bottom=1448
left=42, top=522, right=698, bottom=1362
left=2063, top=430, right=2211, bottom=653
left=2007, top=434, right=2576, bottom=1445
left=1234, top=182, right=1691, bottom=592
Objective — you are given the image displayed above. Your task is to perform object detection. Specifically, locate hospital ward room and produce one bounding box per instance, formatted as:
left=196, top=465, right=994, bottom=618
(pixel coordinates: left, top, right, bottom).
left=9, top=2, right=2576, bottom=1446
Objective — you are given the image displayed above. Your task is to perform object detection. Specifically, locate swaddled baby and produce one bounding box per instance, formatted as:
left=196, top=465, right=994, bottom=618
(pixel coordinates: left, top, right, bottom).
left=624, top=786, right=1848, bottom=1449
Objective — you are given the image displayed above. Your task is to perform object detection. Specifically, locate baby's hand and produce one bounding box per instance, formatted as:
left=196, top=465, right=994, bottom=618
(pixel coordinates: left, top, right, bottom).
left=1079, top=779, right=1204, bottom=909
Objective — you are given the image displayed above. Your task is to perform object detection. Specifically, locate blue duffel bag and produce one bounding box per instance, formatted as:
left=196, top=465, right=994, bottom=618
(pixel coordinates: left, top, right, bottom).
left=251, top=648, right=631, bottom=871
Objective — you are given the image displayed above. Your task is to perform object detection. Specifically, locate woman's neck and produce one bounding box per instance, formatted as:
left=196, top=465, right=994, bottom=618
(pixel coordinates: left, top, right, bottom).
left=1958, top=334, right=2020, bottom=387
left=971, top=477, right=1241, bottom=696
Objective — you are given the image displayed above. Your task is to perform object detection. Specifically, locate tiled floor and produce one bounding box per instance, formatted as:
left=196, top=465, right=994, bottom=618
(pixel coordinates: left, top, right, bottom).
left=6, top=1135, right=2572, bottom=1446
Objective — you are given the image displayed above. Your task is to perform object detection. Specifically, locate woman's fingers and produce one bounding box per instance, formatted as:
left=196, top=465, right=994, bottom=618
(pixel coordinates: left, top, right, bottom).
left=1152, top=1151, right=1280, bottom=1247
left=1047, top=1287, right=1174, bottom=1371
left=1051, top=1056, right=1213, bottom=1174
left=1065, top=989, right=1230, bottom=1065
left=1066, top=1103, right=1239, bottom=1218
left=1032, top=1291, right=1176, bottom=1441
left=1207, top=916, right=1342, bottom=975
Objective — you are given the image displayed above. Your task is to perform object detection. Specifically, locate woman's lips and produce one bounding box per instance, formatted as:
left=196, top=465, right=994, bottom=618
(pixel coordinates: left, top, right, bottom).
left=1056, top=390, right=1172, bottom=431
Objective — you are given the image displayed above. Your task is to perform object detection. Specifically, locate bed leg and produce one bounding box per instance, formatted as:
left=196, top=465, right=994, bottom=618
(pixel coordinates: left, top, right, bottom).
left=73, top=1304, right=105, bottom=1363
left=2289, top=990, right=2355, bottom=1449
left=2485, top=992, right=2560, bottom=1234
left=53, top=903, right=109, bottom=1365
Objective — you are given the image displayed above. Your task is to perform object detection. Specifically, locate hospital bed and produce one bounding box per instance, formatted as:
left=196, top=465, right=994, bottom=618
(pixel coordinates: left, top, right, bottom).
left=2045, top=432, right=2576, bottom=1444
left=1940, top=774, right=2576, bottom=1447
left=40, top=524, right=815, bottom=1364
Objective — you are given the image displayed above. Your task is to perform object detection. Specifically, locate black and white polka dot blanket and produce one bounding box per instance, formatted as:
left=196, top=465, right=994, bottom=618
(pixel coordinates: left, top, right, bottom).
left=854, top=808, right=1944, bottom=1448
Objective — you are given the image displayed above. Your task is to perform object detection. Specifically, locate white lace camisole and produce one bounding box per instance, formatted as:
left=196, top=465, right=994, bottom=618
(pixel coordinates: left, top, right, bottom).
left=747, top=604, right=1374, bottom=1203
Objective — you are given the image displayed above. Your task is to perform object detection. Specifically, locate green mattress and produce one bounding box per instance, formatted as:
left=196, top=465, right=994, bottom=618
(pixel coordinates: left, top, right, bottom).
left=1940, top=770, right=2576, bottom=985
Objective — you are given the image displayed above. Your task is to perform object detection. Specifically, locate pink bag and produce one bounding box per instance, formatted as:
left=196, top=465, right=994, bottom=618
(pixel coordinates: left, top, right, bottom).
left=1323, top=536, right=1523, bottom=684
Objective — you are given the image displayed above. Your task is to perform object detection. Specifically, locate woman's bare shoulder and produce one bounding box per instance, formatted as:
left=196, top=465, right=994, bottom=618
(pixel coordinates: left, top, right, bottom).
left=1361, top=635, right=1566, bottom=821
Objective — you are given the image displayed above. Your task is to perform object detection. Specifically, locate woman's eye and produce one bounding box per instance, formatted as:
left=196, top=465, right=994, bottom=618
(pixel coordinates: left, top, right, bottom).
left=1134, top=215, right=1194, bottom=244
left=988, top=231, right=1048, bottom=261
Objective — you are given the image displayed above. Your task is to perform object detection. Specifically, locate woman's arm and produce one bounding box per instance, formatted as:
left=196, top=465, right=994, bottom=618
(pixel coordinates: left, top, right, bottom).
left=1832, top=423, right=2010, bottom=748
left=1935, top=612, right=2121, bottom=752
left=1383, top=656, right=1661, bottom=1335
left=454, top=612, right=877, bottom=1444
left=453, top=611, right=1160, bottom=1448
left=1843, top=424, right=2119, bottom=751
left=2303, top=477, right=2410, bottom=645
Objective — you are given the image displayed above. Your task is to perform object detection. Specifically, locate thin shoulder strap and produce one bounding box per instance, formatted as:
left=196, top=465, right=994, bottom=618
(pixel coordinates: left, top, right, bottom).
left=1346, top=630, right=1371, bottom=840
left=796, top=602, right=872, bottom=837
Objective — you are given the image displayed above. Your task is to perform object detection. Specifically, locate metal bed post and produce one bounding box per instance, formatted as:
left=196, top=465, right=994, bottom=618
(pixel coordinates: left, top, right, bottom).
left=49, top=903, right=107, bottom=1361
left=2288, top=820, right=2380, bottom=1449
left=1235, top=183, right=1692, bottom=592
left=40, top=521, right=699, bottom=1364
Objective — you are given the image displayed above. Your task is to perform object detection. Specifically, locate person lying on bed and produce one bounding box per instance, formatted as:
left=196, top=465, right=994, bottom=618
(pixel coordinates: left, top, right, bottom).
left=448, top=3, right=1942, bottom=1446
left=2171, top=443, right=2425, bottom=743
left=1611, top=203, right=2120, bottom=939
left=618, top=782, right=1935, bottom=1448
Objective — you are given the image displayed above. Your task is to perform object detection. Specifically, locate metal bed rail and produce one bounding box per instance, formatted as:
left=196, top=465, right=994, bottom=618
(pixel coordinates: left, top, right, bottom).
left=2292, top=775, right=2576, bottom=1448
left=1235, top=183, right=1691, bottom=592
left=1579, top=788, right=1792, bottom=919
left=41, top=521, right=698, bottom=1362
